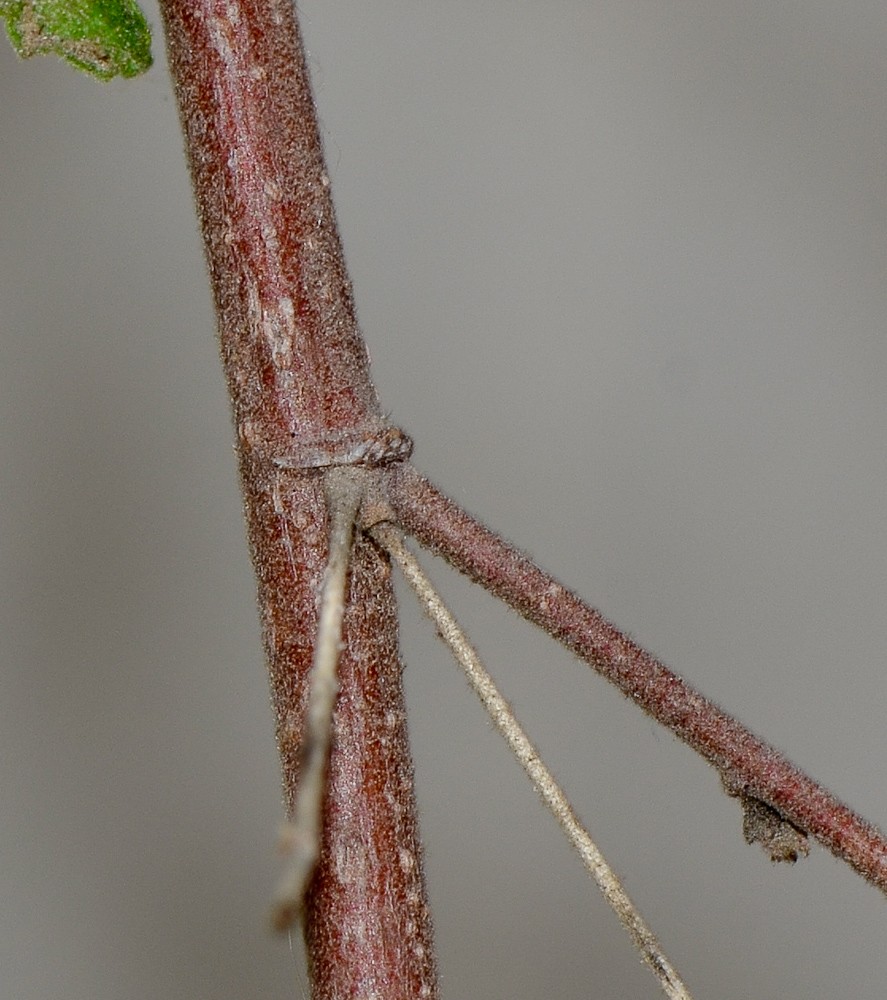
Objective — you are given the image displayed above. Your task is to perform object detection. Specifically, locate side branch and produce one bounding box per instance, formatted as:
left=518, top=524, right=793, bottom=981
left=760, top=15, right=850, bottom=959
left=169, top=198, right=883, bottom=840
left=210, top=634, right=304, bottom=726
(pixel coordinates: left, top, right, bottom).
left=387, top=463, right=887, bottom=895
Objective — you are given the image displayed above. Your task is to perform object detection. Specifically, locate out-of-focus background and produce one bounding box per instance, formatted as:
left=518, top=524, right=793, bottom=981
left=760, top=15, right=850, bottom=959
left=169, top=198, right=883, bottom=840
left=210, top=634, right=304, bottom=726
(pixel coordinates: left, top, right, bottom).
left=2, top=1, right=886, bottom=996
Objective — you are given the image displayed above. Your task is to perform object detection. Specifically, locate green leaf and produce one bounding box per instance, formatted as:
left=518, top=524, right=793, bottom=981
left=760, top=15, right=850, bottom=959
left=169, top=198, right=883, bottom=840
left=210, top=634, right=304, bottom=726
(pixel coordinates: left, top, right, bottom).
left=0, top=0, right=152, bottom=80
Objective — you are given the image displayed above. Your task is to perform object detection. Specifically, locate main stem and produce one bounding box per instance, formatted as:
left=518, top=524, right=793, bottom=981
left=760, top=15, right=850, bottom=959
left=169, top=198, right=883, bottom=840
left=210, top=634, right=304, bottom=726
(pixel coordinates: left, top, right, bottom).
left=159, top=2, right=436, bottom=997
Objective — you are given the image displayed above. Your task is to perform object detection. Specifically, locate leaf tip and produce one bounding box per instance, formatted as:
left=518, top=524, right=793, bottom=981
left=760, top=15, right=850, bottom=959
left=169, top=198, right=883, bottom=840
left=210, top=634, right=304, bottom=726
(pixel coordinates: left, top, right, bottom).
left=0, top=0, right=153, bottom=81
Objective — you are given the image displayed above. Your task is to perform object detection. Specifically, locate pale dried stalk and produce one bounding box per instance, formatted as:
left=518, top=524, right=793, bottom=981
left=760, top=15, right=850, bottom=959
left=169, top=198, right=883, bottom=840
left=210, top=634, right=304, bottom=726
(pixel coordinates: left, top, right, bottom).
left=372, top=523, right=695, bottom=1000
left=271, top=467, right=365, bottom=930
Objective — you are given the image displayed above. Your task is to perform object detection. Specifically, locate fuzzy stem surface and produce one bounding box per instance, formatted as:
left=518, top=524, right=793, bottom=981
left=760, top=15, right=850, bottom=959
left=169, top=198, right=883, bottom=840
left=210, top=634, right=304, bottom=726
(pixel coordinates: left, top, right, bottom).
left=389, top=463, right=887, bottom=895
left=158, top=2, right=437, bottom=997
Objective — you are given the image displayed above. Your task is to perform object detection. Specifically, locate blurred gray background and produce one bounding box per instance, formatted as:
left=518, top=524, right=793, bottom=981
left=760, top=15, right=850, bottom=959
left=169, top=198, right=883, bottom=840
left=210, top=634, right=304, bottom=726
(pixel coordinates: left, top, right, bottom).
left=2, top=0, right=886, bottom=997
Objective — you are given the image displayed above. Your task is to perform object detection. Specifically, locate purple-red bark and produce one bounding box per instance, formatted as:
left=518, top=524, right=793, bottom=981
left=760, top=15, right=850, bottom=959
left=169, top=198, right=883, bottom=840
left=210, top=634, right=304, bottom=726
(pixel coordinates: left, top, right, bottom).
left=157, top=0, right=887, bottom=995
left=159, top=2, right=436, bottom=998
left=388, top=465, right=887, bottom=892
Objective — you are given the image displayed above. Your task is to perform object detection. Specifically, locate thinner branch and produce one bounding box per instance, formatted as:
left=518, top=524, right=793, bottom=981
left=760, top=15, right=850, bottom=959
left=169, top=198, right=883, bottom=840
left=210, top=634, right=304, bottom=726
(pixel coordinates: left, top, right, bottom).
left=271, top=467, right=365, bottom=932
left=371, top=522, right=696, bottom=1000
left=387, top=462, right=887, bottom=897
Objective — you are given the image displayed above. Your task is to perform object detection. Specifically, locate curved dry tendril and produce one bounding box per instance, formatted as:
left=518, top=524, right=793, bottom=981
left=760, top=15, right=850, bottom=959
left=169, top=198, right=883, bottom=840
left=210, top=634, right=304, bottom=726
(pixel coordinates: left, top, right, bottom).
left=271, top=467, right=365, bottom=931
left=371, top=522, right=696, bottom=1000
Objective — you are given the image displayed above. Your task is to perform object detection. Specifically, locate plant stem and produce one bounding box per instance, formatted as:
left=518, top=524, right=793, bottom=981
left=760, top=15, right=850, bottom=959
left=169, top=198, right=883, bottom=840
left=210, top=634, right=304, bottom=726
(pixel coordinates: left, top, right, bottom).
left=158, top=1, right=436, bottom=997
left=388, top=463, right=887, bottom=894
left=272, top=466, right=364, bottom=931
left=373, top=523, right=696, bottom=1000
left=156, top=0, right=887, bottom=992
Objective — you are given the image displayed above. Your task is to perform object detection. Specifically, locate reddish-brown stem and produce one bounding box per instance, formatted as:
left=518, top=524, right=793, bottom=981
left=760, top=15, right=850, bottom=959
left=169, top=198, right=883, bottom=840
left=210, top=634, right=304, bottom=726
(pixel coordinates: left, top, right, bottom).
left=304, top=517, right=436, bottom=999
left=158, top=2, right=436, bottom=997
left=388, top=463, right=887, bottom=894
left=159, top=0, right=407, bottom=462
